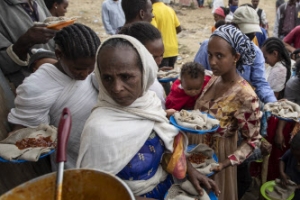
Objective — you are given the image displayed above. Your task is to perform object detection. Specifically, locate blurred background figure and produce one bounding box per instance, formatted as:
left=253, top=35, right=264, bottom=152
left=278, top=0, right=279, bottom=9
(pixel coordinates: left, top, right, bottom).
left=44, top=0, right=69, bottom=17
left=252, top=0, right=268, bottom=33
left=102, top=0, right=125, bottom=35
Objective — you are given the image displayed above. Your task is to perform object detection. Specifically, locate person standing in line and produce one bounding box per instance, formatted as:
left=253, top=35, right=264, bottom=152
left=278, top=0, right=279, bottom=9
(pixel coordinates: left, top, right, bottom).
left=0, top=0, right=56, bottom=89
left=101, top=0, right=125, bottom=35
left=44, top=0, right=69, bottom=17
left=150, top=0, right=181, bottom=69
left=251, top=0, right=268, bottom=31
left=273, top=0, right=300, bottom=39
left=283, top=25, right=300, bottom=53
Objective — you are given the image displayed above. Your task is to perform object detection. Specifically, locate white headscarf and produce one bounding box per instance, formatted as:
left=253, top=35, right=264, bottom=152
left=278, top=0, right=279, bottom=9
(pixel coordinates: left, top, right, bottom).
left=77, top=35, right=179, bottom=195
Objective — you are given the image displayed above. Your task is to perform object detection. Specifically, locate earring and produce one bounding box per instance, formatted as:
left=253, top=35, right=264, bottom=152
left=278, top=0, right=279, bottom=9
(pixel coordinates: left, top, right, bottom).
left=55, top=6, right=57, bottom=9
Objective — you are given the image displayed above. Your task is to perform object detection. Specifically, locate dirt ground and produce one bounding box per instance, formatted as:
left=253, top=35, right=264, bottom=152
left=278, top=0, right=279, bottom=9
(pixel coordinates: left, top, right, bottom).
left=67, top=0, right=276, bottom=68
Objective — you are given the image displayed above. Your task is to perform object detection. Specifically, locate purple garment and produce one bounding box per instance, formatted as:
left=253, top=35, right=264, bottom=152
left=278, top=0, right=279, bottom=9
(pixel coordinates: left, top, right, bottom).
left=282, top=4, right=296, bottom=35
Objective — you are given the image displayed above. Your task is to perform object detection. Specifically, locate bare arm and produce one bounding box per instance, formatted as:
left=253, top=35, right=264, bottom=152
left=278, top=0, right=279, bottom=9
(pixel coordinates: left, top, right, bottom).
left=283, top=41, right=296, bottom=53
left=176, top=25, right=182, bottom=34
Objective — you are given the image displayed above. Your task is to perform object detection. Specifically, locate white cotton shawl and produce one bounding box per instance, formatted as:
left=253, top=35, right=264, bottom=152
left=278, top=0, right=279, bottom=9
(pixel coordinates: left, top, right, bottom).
left=8, top=64, right=98, bottom=169
left=76, top=35, right=179, bottom=195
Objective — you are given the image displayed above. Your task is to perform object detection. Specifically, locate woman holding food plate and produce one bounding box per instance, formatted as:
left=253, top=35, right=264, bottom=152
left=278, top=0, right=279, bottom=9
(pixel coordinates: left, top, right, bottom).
left=189, top=25, right=263, bottom=200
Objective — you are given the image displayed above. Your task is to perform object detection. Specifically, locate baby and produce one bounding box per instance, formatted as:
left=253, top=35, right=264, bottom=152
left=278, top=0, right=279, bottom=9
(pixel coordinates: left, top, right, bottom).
left=166, top=62, right=211, bottom=111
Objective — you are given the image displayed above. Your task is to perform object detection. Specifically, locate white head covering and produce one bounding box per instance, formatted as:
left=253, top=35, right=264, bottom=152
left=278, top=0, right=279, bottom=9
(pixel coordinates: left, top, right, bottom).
left=77, top=35, right=179, bottom=195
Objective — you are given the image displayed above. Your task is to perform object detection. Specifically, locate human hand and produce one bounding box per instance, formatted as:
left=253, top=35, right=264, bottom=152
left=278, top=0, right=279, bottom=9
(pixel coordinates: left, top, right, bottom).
left=187, top=161, right=220, bottom=197
left=24, top=24, right=56, bottom=44
left=275, top=130, right=286, bottom=151
left=280, top=172, right=290, bottom=188
left=210, top=162, right=224, bottom=173
left=165, top=109, right=176, bottom=118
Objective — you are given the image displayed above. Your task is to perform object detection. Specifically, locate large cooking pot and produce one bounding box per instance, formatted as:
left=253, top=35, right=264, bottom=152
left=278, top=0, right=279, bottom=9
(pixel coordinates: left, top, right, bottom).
left=0, top=168, right=135, bottom=200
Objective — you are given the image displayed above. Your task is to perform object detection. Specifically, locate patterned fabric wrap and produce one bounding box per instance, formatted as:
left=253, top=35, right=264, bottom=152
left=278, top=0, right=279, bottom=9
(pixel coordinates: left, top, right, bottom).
left=117, top=131, right=164, bottom=181
left=117, top=131, right=173, bottom=200
left=211, top=25, right=256, bottom=73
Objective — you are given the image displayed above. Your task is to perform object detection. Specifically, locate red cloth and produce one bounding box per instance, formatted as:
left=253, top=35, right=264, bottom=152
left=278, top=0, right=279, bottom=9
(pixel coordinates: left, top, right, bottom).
left=165, top=75, right=211, bottom=110
left=266, top=116, right=295, bottom=181
left=283, top=25, right=300, bottom=49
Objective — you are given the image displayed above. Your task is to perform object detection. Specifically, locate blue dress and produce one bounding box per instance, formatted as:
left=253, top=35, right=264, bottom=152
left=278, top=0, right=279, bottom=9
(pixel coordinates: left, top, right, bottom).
left=117, top=130, right=173, bottom=200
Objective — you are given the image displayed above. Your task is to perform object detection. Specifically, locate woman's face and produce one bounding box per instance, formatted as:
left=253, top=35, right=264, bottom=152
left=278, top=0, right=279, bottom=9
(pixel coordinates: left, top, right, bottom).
left=144, top=39, right=164, bottom=66
left=208, top=36, right=240, bottom=76
left=261, top=46, right=279, bottom=67
left=98, top=46, right=143, bottom=106
left=213, top=14, right=224, bottom=22
left=56, top=47, right=95, bottom=80
left=55, top=0, right=69, bottom=17
left=59, top=56, right=95, bottom=80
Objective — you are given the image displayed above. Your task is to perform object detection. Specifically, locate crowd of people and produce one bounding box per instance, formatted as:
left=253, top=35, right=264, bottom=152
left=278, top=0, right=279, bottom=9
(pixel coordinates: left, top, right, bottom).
left=1, top=0, right=300, bottom=199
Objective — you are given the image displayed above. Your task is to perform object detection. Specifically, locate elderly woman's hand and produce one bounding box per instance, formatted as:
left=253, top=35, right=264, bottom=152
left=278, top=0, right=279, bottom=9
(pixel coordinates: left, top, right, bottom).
left=186, top=160, right=220, bottom=197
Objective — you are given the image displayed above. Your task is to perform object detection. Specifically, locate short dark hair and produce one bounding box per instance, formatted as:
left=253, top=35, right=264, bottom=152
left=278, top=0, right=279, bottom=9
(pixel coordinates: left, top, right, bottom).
left=122, top=0, right=148, bottom=22
left=99, top=38, right=143, bottom=72
left=291, top=131, right=300, bottom=150
left=180, top=62, right=205, bottom=79
left=220, top=7, right=230, bottom=16
left=118, top=22, right=161, bottom=45
left=44, top=0, right=64, bottom=10
left=54, top=23, right=101, bottom=60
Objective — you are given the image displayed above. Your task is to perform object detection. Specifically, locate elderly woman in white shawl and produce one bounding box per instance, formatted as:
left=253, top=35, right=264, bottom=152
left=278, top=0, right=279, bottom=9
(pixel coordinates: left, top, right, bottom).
left=76, top=35, right=220, bottom=200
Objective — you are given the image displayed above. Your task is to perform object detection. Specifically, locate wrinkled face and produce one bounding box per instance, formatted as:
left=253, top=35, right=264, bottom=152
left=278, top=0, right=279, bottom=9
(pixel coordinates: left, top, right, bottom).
left=98, top=46, right=143, bottom=106
left=144, top=39, right=164, bottom=66
left=142, top=0, right=154, bottom=22
left=213, top=13, right=224, bottom=22
left=208, top=36, right=240, bottom=76
left=251, top=0, right=259, bottom=9
left=261, top=46, right=279, bottom=67
left=59, top=56, right=95, bottom=80
left=55, top=0, right=69, bottom=17
left=181, top=74, right=204, bottom=97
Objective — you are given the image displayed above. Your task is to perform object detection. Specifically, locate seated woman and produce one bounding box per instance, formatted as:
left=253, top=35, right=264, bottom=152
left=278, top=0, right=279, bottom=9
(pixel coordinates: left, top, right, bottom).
left=189, top=25, right=262, bottom=199
left=76, top=35, right=220, bottom=200
left=8, top=23, right=100, bottom=169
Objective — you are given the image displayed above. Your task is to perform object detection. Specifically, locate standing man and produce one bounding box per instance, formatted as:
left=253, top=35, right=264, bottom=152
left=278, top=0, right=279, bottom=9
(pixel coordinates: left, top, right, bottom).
left=251, top=0, right=268, bottom=31
left=151, top=0, right=181, bottom=69
left=273, top=0, right=300, bottom=39
left=0, top=0, right=56, bottom=89
left=102, top=0, right=125, bottom=35
left=121, top=0, right=153, bottom=27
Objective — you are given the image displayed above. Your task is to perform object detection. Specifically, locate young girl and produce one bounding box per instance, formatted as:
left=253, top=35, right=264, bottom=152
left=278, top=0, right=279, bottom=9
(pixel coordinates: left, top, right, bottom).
left=8, top=23, right=101, bottom=169
left=165, top=62, right=211, bottom=111
left=279, top=132, right=300, bottom=199
left=262, top=37, right=291, bottom=99
left=211, top=7, right=230, bottom=32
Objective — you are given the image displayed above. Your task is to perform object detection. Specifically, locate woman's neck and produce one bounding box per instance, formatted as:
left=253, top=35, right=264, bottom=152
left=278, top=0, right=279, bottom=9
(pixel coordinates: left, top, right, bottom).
left=220, top=70, right=240, bottom=84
